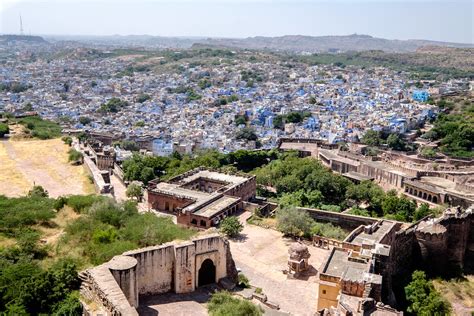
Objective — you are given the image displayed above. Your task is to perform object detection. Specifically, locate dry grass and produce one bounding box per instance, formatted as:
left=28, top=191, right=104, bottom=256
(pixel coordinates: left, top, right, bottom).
left=0, top=138, right=95, bottom=197
left=433, top=276, right=474, bottom=315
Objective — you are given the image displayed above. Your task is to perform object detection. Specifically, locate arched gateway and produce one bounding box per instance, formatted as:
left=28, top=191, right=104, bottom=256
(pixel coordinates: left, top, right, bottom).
left=198, top=258, right=216, bottom=286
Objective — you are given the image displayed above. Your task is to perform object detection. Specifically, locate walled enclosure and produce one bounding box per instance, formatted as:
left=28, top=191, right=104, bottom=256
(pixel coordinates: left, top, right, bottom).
left=80, top=234, right=238, bottom=315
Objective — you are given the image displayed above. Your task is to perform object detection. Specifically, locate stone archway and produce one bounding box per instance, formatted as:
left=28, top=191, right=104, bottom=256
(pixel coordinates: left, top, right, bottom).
left=198, top=258, right=216, bottom=287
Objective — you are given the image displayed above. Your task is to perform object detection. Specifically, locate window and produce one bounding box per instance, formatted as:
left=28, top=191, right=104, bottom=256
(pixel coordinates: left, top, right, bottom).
left=200, top=220, right=207, bottom=227
left=322, top=290, right=327, bottom=295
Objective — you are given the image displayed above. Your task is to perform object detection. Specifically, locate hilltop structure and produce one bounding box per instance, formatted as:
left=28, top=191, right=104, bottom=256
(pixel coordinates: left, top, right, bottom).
left=315, top=206, right=473, bottom=315
left=145, top=168, right=256, bottom=228
left=279, top=138, right=474, bottom=208
left=80, top=234, right=237, bottom=315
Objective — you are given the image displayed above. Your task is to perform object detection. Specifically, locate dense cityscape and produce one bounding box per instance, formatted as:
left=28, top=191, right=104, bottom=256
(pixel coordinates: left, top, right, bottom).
left=0, top=2, right=473, bottom=316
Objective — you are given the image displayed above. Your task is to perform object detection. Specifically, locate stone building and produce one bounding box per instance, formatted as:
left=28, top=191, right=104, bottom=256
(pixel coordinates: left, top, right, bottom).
left=316, top=206, right=473, bottom=315
left=80, top=234, right=237, bottom=315
left=145, top=168, right=256, bottom=228
left=287, top=242, right=311, bottom=276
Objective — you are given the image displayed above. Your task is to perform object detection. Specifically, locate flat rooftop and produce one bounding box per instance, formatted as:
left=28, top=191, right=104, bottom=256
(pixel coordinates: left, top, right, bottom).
left=181, top=170, right=250, bottom=187
left=343, top=171, right=374, bottom=182
left=350, top=221, right=395, bottom=246
left=323, top=248, right=368, bottom=278
left=194, top=195, right=240, bottom=218
left=153, top=182, right=214, bottom=203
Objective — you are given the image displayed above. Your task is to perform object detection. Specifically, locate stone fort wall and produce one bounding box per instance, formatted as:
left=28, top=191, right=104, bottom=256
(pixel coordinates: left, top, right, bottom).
left=80, top=234, right=237, bottom=315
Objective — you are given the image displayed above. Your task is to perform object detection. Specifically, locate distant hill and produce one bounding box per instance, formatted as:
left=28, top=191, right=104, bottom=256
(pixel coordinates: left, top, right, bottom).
left=194, top=34, right=473, bottom=53
left=0, top=35, right=48, bottom=44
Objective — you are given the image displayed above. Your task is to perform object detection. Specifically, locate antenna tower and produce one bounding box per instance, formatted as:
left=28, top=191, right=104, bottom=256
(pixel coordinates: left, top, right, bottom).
left=20, top=15, right=24, bottom=35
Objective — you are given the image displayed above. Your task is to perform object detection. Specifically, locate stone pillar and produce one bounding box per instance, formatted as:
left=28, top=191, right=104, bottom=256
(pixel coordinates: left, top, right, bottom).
left=108, top=255, right=139, bottom=307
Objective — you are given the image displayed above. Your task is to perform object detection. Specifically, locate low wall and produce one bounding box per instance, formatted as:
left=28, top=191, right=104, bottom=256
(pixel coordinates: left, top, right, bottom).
left=297, top=207, right=378, bottom=230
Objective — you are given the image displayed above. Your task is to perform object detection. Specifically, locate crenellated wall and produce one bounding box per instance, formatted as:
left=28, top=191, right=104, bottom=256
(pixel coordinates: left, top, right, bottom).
left=80, top=234, right=238, bottom=315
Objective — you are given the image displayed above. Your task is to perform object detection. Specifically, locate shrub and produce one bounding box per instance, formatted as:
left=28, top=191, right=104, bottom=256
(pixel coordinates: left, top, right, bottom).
left=27, top=185, right=49, bottom=198
left=207, top=291, right=263, bottom=316
left=275, top=207, right=314, bottom=237
left=219, top=216, right=243, bottom=238
left=65, top=195, right=105, bottom=213
left=310, top=222, right=347, bottom=240
left=237, top=273, right=250, bottom=288
left=68, top=149, right=83, bottom=162
left=61, top=136, right=73, bottom=146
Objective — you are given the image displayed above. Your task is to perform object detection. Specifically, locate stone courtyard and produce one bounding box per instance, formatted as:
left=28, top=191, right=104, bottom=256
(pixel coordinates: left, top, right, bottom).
left=228, top=212, right=330, bottom=315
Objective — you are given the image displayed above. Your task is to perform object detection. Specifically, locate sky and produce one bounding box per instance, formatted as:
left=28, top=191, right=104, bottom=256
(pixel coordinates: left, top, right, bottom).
left=1, top=0, right=473, bottom=43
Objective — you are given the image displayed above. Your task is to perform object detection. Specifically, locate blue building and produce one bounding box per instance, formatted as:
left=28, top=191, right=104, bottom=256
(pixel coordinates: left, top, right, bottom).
left=412, top=90, right=430, bottom=102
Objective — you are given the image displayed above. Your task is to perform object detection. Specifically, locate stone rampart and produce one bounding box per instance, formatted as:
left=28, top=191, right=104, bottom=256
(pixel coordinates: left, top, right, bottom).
left=80, top=234, right=237, bottom=314
left=297, top=207, right=378, bottom=230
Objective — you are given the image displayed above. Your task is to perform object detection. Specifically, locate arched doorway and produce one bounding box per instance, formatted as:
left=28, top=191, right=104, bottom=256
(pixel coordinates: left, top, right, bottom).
left=198, top=259, right=216, bottom=287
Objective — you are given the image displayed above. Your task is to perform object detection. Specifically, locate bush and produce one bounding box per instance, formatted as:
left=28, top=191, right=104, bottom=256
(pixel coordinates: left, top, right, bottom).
left=65, top=194, right=105, bottom=213
left=275, top=207, right=314, bottom=237
left=61, top=136, right=73, bottom=146
left=0, top=195, right=55, bottom=235
left=310, top=222, right=347, bottom=240
left=27, top=185, right=49, bottom=198
left=207, top=291, right=263, bottom=316
left=0, top=123, right=9, bottom=137
left=68, top=149, right=83, bottom=162
left=237, top=273, right=250, bottom=288
left=219, top=216, right=243, bottom=238
left=18, top=116, right=61, bottom=139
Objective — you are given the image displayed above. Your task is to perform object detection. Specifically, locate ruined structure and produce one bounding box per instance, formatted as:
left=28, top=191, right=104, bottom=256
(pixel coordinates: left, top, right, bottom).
left=145, top=168, right=256, bottom=228
left=80, top=234, right=237, bottom=315
left=316, top=206, right=473, bottom=315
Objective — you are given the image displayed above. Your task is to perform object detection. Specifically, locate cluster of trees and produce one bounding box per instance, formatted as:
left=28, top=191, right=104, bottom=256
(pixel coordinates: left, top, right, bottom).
left=0, top=191, right=81, bottom=314
left=256, top=153, right=436, bottom=222
left=423, top=100, right=473, bottom=158
left=361, top=130, right=412, bottom=152
left=405, top=271, right=451, bottom=315
left=0, top=189, right=196, bottom=314
left=275, top=207, right=347, bottom=240
left=121, top=149, right=278, bottom=185
left=235, top=127, right=258, bottom=142
left=273, top=111, right=311, bottom=129
left=98, top=98, right=129, bottom=113
left=234, top=114, right=248, bottom=126
left=61, top=197, right=194, bottom=265
left=0, top=82, right=30, bottom=93
left=17, top=116, right=62, bottom=140
left=207, top=291, right=263, bottom=316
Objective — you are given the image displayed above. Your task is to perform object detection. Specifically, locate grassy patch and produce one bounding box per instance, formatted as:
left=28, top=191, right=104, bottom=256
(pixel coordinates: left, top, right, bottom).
left=16, top=116, right=62, bottom=140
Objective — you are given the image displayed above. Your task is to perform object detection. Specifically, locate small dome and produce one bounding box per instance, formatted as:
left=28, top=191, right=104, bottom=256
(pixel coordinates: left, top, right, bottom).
left=288, top=242, right=311, bottom=260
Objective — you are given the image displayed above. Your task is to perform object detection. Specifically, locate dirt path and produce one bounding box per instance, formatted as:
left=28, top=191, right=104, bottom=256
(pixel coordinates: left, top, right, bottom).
left=0, top=139, right=95, bottom=197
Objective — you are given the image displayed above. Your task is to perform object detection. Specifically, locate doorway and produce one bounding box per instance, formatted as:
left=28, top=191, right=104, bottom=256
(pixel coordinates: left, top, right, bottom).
left=198, top=258, right=216, bottom=287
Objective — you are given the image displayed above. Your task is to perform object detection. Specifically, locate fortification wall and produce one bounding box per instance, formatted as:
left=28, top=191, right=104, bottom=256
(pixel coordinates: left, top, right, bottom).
left=81, top=235, right=237, bottom=314
left=297, top=207, right=378, bottom=230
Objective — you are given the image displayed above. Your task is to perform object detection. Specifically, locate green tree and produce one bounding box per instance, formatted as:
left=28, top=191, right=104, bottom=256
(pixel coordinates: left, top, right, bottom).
left=405, top=271, right=451, bottom=316
left=126, top=183, right=143, bottom=201
left=309, top=96, right=317, bottom=104
left=387, top=134, right=406, bottom=151
left=0, top=123, right=9, bottom=137
left=361, top=130, right=382, bottom=146
left=61, top=136, right=73, bottom=146
left=276, top=207, right=314, bottom=237
left=136, top=94, right=151, bottom=103
left=79, top=116, right=91, bottom=125
left=235, top=127, right=258, bottom=141
left=219, top=216, right=243, bottom=238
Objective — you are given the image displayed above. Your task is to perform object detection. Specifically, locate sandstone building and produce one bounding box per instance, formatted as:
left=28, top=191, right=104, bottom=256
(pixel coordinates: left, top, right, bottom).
left=80, top=234, right=237, bottom=315
left=145, top=168, right=256, bottom=228
left=315, top=206, right=473, bottom=315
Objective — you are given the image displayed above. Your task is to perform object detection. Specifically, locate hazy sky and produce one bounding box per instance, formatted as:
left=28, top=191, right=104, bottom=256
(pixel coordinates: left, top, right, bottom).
left=1, top=0, right=473, bottom=43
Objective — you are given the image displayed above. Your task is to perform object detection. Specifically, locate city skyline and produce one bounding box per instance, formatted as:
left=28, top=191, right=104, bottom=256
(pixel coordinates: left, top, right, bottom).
left=1, top=0, right=473, bottom=44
